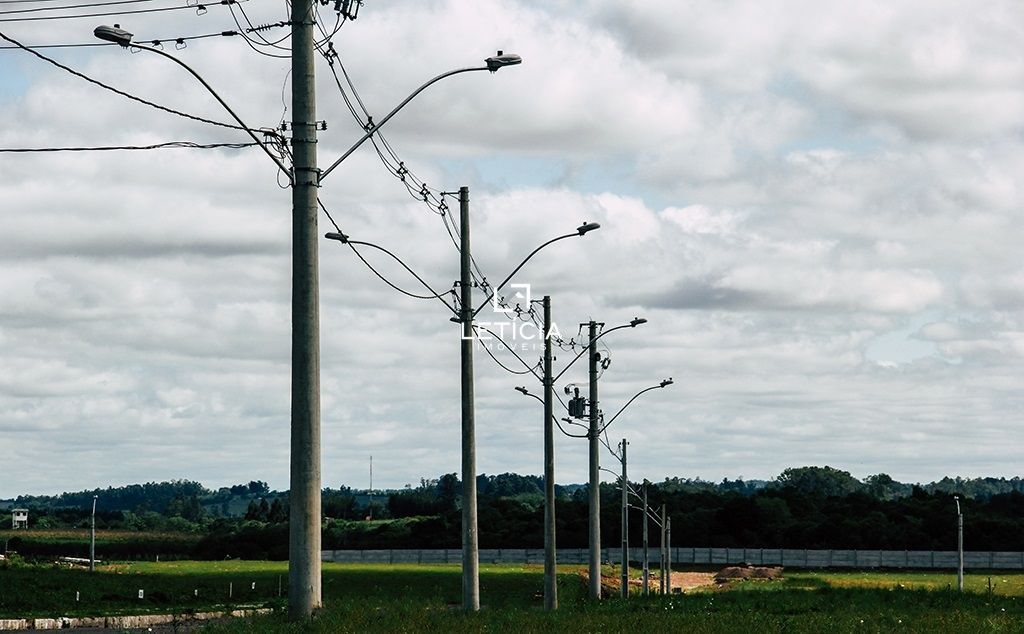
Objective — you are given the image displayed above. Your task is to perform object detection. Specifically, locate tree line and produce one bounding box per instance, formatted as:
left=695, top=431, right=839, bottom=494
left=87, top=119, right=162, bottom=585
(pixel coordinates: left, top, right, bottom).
left=3, top=467, right=1022, bottom=559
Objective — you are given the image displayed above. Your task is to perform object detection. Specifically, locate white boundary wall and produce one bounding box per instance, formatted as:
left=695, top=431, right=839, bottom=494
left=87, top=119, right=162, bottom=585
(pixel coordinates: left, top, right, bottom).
left=322, top=548, right=1024, bottom=569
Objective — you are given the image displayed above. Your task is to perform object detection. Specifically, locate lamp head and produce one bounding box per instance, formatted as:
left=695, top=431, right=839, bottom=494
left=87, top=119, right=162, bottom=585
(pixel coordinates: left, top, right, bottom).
left=94, top=24, right=133, bottom=47
left=324, top=232, right=350, bottom=243
left=660, top=378, right=674, bottom=388
left=577, top=221, right=600, bottom=236
left=514, top=386, right=529, bottom=395
left=485, top=50, right=522, bottom=72
left=630, top=317, right=647, bottom=327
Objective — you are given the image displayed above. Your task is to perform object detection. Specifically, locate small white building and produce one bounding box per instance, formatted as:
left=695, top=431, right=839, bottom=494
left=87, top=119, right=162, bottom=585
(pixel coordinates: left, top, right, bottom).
left=11, top=509, right=28, bottom=529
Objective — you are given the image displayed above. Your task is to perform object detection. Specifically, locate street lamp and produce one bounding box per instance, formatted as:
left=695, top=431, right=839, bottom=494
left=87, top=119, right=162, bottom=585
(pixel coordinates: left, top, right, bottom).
left=94, top=22, right=520, bottom=618
left=515, top=318, right=662, bottom=604
left=327, top=219, right=595, bottom=612
left=589, top=378, right=673, bottom=600
left=578, top=318, right=647, bottom=601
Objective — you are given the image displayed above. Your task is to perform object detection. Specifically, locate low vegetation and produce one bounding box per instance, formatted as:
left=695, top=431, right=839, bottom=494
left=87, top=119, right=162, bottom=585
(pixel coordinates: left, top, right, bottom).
left=2, top=560, right=1023, bottom=632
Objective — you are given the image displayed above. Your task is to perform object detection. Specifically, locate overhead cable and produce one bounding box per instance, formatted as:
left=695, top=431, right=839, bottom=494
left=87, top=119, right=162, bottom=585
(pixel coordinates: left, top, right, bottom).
left=0, top=140, right=257, bottom=152
left=0, top=30, right=256, bottom=132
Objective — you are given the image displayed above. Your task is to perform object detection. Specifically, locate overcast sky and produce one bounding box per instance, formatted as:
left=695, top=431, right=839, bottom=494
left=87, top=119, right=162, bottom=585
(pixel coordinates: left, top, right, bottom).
left=1, top=0, right=1022, bottom=498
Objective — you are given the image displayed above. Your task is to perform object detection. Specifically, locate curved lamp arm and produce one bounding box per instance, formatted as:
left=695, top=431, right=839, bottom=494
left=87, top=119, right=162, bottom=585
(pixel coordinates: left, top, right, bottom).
left=321, top=50, right=522, bottom=180
left=551, top=318, right=647, bottom=384
left=514, top=386, right=544, bottom=406
left=93, top=26, right=291, bottom=179
left=596, top=378, right=673, bottom=436
left=322, top=66, right=489, bottom=180
left=473, top=222, right=600, bottom=318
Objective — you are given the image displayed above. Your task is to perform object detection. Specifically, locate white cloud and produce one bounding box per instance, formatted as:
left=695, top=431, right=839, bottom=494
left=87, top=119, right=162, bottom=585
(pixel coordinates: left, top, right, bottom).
left=1, top=0, right=1023, bottom=496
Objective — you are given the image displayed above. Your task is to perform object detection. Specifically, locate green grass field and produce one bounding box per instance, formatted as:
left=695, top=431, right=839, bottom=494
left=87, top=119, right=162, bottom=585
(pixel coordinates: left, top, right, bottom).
left=2, top=561, right=1023, bottom=632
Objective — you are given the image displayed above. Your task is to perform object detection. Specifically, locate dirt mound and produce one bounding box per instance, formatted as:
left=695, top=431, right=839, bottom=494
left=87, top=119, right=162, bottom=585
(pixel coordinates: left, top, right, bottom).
left=579, top=569, right=716, bottom=594
left=714, top=565, right=783, bottom=583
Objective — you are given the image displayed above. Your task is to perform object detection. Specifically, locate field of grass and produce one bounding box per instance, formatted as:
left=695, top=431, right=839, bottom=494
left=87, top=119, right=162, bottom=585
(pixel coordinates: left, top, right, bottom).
left=2, top=561, right=1023, bottom=632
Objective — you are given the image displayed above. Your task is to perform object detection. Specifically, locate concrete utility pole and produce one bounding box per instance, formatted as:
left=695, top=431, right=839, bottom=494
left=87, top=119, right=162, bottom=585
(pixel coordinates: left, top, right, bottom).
left=458, top=186, right=480, bottom=611
left=288, top=0, right=322, bottom=618
left=642, top=483, right=649, bottom=596
left=542, top=296, right=557, bottom=610
left=587, top=320, right=602, bottom=599
left=955, top=496, right=964, bottom=592
left=620, top=438, right=628, bottom=598
left=659, top=504, right=666, bottom=594
left=90, top=496, right=97, bottom=572
left=665, top=516, right=672, bottom=595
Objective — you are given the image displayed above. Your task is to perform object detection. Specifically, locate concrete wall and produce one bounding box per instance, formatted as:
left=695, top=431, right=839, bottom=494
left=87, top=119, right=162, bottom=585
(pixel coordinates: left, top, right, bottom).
left=322, top=547, right=1024, bottom=570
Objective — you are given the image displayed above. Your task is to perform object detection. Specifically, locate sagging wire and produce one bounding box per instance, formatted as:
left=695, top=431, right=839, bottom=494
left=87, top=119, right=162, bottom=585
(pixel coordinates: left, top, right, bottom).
left=472, top=324, right=543, bottom=380
left=0, top=30, right=273, bottom=134
left=227, top=1, right=290, bottom=58
left=317, top=198, right=459, bottom=314
left=0, top=140, right=257, bottom=152
left=316, top=43, right=498, bottom=288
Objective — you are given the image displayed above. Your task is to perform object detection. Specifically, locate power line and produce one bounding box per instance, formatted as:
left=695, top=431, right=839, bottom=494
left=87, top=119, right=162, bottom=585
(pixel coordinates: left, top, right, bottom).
left=317, top=198, right=458, bottom=311
left=0, top=140, right=257, bottom=152
left=0, top=1, right=233, bottom=22
left=0, top=30, right=264, bottom=133
left=0, top=30, right=239, bottom=49
left=0, top=41, right=111, bottom=48
left=0, top=0, right=161, bottom=17
left=0, top=0, right=136, bottom=4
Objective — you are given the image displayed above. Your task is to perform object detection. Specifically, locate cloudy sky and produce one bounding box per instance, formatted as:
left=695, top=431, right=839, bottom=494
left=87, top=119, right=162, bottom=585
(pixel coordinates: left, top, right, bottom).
left=1, top=0, right=1022, bottom=498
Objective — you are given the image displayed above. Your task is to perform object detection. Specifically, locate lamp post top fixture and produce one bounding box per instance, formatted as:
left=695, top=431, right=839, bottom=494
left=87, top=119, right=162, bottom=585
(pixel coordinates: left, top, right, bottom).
left=577, top=221, right=600, bottom=235
left=324, top=232, right=350, bottom=243
left=630, top=317, right=647, bottom=327
left=94, top=24, right=133, bottom=46
left=485, top=50, right=522, bottom=72
left=659, top=378, right=673, bottom=388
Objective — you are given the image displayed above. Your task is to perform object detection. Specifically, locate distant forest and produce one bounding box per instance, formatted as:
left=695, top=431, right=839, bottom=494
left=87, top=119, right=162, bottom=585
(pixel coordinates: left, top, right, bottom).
left=2, top=467, right=1023, bottom=559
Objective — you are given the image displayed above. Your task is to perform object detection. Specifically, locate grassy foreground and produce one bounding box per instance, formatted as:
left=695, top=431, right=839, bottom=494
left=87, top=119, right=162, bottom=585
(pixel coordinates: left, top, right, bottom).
left=2, top=561, right=1023, bottom=633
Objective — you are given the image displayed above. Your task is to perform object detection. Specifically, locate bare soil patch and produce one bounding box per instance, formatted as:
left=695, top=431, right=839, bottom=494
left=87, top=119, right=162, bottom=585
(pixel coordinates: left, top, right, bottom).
left=579, top=569, right=716, bottom=594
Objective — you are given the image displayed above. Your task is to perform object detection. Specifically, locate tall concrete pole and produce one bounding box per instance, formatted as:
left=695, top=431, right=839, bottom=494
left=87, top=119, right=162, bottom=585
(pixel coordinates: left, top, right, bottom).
left=659, top=504, right=666, bottom=594
left=542, top=296, right=557, bottom=610
left=587, top=320, right=601, bottom=599
left=666, top=516, right=672, bottom=595
left=956, top=496, right=964, bottom=592
left=288, top=0, right=321, bottom=618
left=620, top=438, right=628, bottom=598
left=642, top=483, right=649, bottom=596
left=90, top=496, right=97, bottom=572
left=459, top=186, right=480, bottom=611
